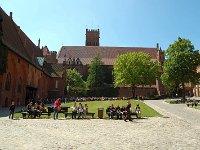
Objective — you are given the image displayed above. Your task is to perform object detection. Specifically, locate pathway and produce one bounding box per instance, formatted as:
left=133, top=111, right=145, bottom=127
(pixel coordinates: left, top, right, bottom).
left=145, top=99, right=200, bottom=127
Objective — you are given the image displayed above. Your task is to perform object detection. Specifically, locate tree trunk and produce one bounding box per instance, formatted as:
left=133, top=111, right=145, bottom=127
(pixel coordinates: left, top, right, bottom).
left=131, top=86, right=135, bottom=99
left=182, top=83, right=186, bottom=102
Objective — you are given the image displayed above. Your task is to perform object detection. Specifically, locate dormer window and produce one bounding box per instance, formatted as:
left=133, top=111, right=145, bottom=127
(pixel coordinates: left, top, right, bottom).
left=76, top=58, right=82, bottom=65
left=67, top=58, right=72, bottom=65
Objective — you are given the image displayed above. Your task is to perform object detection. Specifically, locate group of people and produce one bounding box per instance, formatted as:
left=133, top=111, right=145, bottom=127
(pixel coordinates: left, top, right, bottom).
left=71, top=102, right=88, bottom=119
left=106, top=100, right=141, bottom=122
left=53, top=99, right=89, bottom=120
left=27, top=101, right=45, bottom=118
left=8, top=98, right=141, bottom=121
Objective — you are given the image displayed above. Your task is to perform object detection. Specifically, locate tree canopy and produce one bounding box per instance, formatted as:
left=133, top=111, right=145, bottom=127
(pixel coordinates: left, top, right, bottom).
left=113, top=52, right=160, bottom=98
left=161, top=37, right=200, bottom=99
left=87, top=55, right=105, bottom=89
left=66, top=68, right=86, bottom=97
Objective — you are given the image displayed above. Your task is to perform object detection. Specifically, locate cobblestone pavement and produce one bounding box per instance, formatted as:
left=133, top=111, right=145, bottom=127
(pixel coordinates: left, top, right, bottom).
left=0, top=101, right=200, bottom=150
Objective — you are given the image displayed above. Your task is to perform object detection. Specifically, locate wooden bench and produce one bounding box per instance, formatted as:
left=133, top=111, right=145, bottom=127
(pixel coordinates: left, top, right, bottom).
left=47, top=106, right=70, bottom=119
left=64, top=112, right=95, bottom=119
left=106, top=112, right=139, bottom=119
left=186, top=102, right=200, bottom=107
left=47, top=106, right=70, bottom=113
left=21, top=111, right=51, bottom=119
left=21, top=112, right=29, bottom=119
left=130, top=112, right=139, bottom=118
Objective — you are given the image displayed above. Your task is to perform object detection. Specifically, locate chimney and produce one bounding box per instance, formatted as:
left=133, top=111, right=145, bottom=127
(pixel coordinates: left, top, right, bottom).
left=10, top=12, right=13, bottom=19
left=38, top=38, right=40, bottom=48
left=156, top=43, right=159, bottom=50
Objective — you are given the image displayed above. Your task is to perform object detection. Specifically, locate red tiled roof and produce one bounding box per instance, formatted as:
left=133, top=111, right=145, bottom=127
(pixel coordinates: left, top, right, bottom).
left=0, top=7, right=43, bottom=68
left=0, top=8, right=30, bottom=61
left=17, top=27, right=43, bottom=58
left=45, top=63, right=63, bottom=78
left=58, top=46, right=158, bottom=65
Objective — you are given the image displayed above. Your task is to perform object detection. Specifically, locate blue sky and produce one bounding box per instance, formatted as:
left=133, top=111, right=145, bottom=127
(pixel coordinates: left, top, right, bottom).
left=1, top=0, right=200, bottom=51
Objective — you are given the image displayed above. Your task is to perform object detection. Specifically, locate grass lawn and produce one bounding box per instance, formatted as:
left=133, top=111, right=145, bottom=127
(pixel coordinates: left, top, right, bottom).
left=194, top=106, right=200, bottom=110
left=14, top=100, right=161, bottom=119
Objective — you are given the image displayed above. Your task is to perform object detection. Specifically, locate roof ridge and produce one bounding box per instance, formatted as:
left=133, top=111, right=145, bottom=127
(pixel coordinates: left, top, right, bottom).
left=62, top=45, right=157, bottom=49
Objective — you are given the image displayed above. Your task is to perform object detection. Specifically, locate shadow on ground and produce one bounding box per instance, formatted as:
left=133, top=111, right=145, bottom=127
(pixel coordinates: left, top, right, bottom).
left=0, top=106, right=25, bottom=118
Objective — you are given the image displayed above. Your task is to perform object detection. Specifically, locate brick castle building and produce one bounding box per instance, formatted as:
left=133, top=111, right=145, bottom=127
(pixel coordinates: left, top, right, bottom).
left=0, top=8, right=65, bottom=107
left=2, top=7, right=188, bottom=107
left=57, top=29, right=166, bottom=97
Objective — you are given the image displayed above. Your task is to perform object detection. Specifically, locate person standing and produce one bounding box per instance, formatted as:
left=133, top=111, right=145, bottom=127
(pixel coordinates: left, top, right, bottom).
left=9, top=101, right=15, bottom=119
left=54, top=98, right=61, bottom=120
left=124, top=100, right=132, bottom=122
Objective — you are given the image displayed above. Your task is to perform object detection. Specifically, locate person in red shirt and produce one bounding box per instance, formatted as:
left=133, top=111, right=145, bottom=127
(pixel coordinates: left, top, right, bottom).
left=53, top=98, right=61, bottom=120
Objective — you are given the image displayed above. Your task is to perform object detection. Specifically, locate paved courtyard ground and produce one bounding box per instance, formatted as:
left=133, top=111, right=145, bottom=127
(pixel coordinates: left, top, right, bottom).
left=0, top=100, right=200, bottom=150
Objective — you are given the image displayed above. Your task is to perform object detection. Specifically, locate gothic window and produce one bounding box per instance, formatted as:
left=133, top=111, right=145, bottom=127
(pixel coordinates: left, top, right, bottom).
left=76, top=58, right=79, bottom=65
left=67, top=58, right=72, bottom=65
left=17, top=78, right=22, bottom=93
left=5, top=73, right=11, bottom=91
left=76, top=58, right=81, bottom=65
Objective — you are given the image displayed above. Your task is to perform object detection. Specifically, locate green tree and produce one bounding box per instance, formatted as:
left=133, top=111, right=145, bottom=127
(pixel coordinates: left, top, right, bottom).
left=113, top=52, right=160, bottom=98
left=87, top=55, right=105, bottom=88
left=66, top=68, right=86, bottom=97
left=161, top=37, right=200, bottom=100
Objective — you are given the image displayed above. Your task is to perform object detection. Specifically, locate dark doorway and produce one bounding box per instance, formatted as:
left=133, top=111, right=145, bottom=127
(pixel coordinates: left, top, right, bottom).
left=25, top=87, right=37, bottom=105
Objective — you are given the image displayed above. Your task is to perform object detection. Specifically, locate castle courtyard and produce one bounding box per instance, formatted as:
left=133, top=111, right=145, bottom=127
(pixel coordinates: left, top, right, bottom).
left=0, top=100, right=200, bottom=150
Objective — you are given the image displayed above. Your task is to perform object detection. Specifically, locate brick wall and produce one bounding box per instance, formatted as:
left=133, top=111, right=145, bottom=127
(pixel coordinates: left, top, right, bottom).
left=0, top=50, right=52, bottom=107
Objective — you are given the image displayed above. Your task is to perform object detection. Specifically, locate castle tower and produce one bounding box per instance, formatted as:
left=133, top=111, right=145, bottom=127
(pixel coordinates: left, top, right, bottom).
left=85, top=29, right=100, bottom=46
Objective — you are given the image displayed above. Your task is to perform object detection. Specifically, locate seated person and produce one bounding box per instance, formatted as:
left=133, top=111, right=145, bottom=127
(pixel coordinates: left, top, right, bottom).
left=78, top=103, right=84, bottom=119
left=71, top=102, right=77, bottom=119
left=120, top=106, right=126, bottom=119
left=106, top=106, right=112, bottom=119
left=33, top=102, right=41, bottom=118
left=27, top=102, right=34, bottom=118
left=115, top=105, right=121, bottom=119
left=135, top=104, right=141, bottom=118
left=110, top=104, right=116, bottom=119
left=83, top=104, right=88, bottom=119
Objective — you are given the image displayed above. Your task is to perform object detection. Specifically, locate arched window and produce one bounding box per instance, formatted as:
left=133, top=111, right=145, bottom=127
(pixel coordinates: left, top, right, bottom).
left=5, top=73, right=11, bottom=91
left=76, top=58, right=82, bottom=65
left=17, top=78, right=22, bottom=93
left=67, top=58, right=72, bottom=65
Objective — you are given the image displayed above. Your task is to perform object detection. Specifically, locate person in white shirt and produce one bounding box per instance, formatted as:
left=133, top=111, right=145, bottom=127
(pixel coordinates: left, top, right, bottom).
left=78, top=103, right=84, bottom=119
left=71, top=102, right=77, bottom=119
left=135, top=104, right=141, bottom=118
left=83, top=104, right=88, bottom=119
